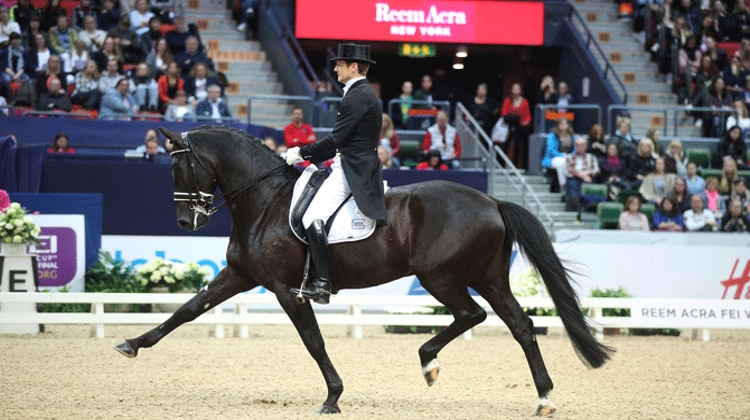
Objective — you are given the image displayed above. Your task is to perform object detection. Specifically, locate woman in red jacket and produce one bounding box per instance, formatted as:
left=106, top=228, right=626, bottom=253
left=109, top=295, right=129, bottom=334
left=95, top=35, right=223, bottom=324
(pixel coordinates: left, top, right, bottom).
left=500, top=82, right=532, bottom=169
left=157, top=62, right=184, bottom=112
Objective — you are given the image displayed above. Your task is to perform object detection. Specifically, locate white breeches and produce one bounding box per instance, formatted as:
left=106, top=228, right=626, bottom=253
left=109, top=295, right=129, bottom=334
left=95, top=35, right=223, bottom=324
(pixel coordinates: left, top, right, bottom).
left=550, top=156, right=567, bottom=187
left=302, top=157, right=351, bottom=229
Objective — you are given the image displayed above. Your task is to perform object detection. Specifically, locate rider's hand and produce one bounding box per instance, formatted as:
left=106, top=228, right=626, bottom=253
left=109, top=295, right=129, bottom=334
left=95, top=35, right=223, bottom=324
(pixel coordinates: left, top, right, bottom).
left=286, top=147, right=304, bottom=165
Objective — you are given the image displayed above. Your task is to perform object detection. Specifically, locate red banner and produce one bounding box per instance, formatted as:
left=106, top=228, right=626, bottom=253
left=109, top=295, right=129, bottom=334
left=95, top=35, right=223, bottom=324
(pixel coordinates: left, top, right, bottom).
left=295, top=1, right=544, bottom=46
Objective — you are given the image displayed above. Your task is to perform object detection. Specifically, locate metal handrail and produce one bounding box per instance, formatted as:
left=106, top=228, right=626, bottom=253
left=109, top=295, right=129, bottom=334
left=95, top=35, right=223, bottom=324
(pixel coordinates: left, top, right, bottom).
left=606, top=105, right=670, bottom=136
left=568, top=7, right=629, bottom=104
left=386, top=99, right=451, bottom=119
left=265, top=3, right=320, bottom=93
left=22, top=110, right=94, bottom=119
left=533, top=103, right=603, bottom=134
left=670, top=105, right=737, bottom=137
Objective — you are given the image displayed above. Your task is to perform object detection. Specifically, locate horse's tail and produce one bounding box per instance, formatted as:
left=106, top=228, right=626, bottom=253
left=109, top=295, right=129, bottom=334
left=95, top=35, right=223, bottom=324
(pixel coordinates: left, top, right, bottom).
left=497, top=200, right=615, bottom=369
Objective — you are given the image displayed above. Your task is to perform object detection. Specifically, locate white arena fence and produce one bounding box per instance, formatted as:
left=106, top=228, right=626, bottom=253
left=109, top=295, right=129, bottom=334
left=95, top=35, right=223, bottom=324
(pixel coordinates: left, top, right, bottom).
left=2, top=293, right=749, bottom=341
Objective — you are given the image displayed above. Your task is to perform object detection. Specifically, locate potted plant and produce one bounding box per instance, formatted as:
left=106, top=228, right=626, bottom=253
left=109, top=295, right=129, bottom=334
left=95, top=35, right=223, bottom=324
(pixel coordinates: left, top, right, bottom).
left=0, top=202, right=41, bottom=253
left=510, top=267, right=557, bottom=335
left=589, top=286, right=631, bottom=336
left=85, top=251, right=147, bottom=312
left=136, top=258, right=210, bottom=312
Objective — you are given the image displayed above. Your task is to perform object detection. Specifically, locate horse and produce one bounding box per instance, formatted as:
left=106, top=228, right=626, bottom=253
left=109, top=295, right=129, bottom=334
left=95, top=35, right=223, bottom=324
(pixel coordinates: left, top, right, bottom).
left=113, top=125, right=614, bottom=417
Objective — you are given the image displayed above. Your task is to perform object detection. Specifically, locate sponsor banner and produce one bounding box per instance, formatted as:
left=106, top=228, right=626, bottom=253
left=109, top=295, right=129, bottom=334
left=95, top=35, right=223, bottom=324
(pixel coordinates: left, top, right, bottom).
left=630, top=300, right=750, bottom=329
left=28, top=215, right=86, bottom=292
left=296, top=0, right=544, bottom=45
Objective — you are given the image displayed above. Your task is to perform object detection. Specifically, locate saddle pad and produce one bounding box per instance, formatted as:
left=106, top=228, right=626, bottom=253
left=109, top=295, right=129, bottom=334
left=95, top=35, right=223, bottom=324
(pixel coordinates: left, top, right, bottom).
left=289, top=165, right=384, bottom=244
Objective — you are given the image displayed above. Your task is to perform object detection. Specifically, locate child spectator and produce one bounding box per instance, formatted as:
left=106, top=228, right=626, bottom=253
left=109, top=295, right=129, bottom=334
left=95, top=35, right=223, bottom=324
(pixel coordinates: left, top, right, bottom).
left=619, top=195, right=650, bottom=231
left=48, top=131, right=75, bottom=153
left=416, top=149, right=448, bottom=171
left=653, top=196, right=684, bottom=232
left=720, top=199, right=749, bottom=232
left=684, top=193, right=718, bottom=231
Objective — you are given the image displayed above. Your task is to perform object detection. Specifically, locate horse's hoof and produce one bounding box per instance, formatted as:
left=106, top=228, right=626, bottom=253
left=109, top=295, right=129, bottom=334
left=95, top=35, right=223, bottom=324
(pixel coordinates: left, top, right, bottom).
left=422, top=359, right=440, bottom=387
left=316, top=404, right=341, bottom=414
left=535, top=404, right=556, bottom=417
left=112, top=340, right=138, bottom=358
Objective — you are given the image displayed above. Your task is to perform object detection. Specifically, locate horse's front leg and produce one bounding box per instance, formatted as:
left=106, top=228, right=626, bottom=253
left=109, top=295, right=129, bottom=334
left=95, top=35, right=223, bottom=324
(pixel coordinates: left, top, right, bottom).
left=275, top=291, right=343, bottom=414
left=113, top=266, right=255, bottom=358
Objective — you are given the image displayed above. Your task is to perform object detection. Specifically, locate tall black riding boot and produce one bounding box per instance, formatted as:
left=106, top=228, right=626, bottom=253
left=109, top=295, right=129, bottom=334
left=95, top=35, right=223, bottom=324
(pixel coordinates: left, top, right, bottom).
left=294, top=219, right=332, bottom=304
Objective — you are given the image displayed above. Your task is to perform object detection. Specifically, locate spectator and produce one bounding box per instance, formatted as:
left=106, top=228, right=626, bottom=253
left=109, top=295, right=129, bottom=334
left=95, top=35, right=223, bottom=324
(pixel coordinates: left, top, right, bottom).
left=377, top=145, right=393, bottom=169
left=640, top=157, right=677, bottom=206
left=726, top=101, right=750, bottom=136
left=564, top=136, right=600, bottom=211
left=0, top=188, right=9, bottom=211
left=9, top=0, right=40, bottom=34
left=39, top=0, right=64, bottom=33
left=163, top=89, right=194, bottom=121
left=500, top=82, right=531, bottom=169
left=174, top=36, right=213, bottom=79
left=653, top=196, right=684, bottom=231
left=150, top=0, right=175, bottom=24
left=601, top=142, right=630, bottom=197
left=416, top=149, right=448, bottom=171
left=392, top=80, right=412, bottom=129
left=129, top=0, right=154, bottom=39
left=413, top=74, right=434, bottom=110
left=78, top=15, right=106, bottom=53
left=0, top=6, right=21, bottom=47
left=611, top=116, right=638, bottom=163
left=736, top=0, right=750, bottom=40
left=535, top=75, right=557, bottom=106
left=730, top=177, right=750, bottom=215
left=108, top=14, right=142, bottom=64
left=47, top=131, right=74, bottom=153
left=61, top=39, right=88, bottom=83
left=704, top=176, right=727, bottom=218
left=283, top=105, right=316, bottom=148
left=48, top=14, right=77, bottom=55
left=164, top=15, right=189, bottom=55
left=717, top=123, right=749, bottom=168
left=97, top=58, right=122, bottom=93
left=710, top=2, right=733, bottom=45
left=422, top=109, right=460, bottom=169
left=541, top=116, right=573, bottom=193
left=97, top=0, right=121, bottom=33
left=196, top=84, right=231, bottom=122
left=157, top=60, right=182, bottom=110
left=720, top=199, right=749, bottom=232
left=92, top=37, right=124, bottom=71
left=629, top=138, right=657, bottom=188
left=380, top=113, right=401, bottom=167
left=235, top=0, right=259, bottom=39
left=37, top=75, right=70, bottom=111
left=139, top=16, right=162, bottom=56
left=703, top=35, right=728, bottom=72
left=71, top=59, right=102, bottom=109
left=35, top=54, right=67, bottom=96
left=21, top=14, right=43, bottom=51
left=663, top=139, right=688, bottom=176
left=643, top=127, right=664, bottom=155
left=586, top=123, right=607, bottom=163
left=697, top=14, right=720, bottom=49
left=262, top=136, right=277, bottom=153
left=184, top=61, right=220, bottom=106
left=141, top=134, right=168, bottom=162
left=685, top=161, right=707, bottom=195
left=555, top=80, right=574, bottom=113
left=129, top=62, right=158, bottom=111
left=99, top=77, right=138, bottom=119
left=704, top=76, right=734, bottom=136
left=1, top=32, right=27, bottom=84
left=145, top=37, right=172, bottom=78
left=669, top=176, right=693, bottom=213
left=670, top=17, right=692, bottom=50
left=678, top=34, right=702, bottom=76
left=25, top=32, right=53, bottom=77
left=684, top=193, right=718, bottom=231
left=676, top=0, right=701, bottom=34
left=71, top=0, right=97, bottom=31
left=467, top=82, right=500, bottom=137
left=619, top=195, right=650, bottom=231
left=719, top=158, right=739, bottom=198
left=691, top=55, right=719, bottom=118
left=135, top=128, right=165, bottom=153
left=723, top=56, right=747, bottom=96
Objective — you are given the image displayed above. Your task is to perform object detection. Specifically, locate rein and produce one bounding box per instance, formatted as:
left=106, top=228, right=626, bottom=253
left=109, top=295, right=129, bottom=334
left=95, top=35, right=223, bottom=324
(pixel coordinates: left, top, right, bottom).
left=170, top=131, right=285, bottom=223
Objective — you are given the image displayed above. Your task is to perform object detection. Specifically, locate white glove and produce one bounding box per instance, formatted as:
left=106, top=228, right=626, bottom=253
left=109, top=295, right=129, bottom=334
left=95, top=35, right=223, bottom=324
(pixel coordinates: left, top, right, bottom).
left=285, top=147, right=304, bottom=165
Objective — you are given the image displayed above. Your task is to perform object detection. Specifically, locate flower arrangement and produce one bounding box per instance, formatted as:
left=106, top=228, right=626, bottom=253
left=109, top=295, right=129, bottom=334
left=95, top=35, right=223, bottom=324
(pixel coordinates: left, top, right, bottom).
left=136, top=258, right=210, bottom=293
left=510, top=267, right=557, bottom=317
left=0, top=202, right=41, bottom=244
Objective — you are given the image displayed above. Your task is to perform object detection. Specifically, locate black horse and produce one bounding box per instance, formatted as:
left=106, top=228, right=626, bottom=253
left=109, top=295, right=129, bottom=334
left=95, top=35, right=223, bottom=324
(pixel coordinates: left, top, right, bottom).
left=113, top=126, right=614, bottom=416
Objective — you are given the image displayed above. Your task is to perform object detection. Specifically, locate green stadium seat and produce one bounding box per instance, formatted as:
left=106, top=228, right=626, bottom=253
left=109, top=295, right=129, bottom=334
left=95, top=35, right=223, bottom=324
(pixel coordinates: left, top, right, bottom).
left=597, top=202, right=624, bottom=229
left=399, top=140, right=422, bottom=167
left=617, top=189, right=645, bottom=207
left=698, top=168, right=723, bottom=180
left=640, top=203, right=656, bottom=227
left=686, top=148, right=712, bottom=169
left=578, top=183, right=609, bottom=219
left=738, top=170, right=750, bottom=180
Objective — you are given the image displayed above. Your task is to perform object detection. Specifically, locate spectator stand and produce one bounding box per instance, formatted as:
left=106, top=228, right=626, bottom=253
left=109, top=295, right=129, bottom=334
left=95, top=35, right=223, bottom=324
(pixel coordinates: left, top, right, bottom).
left=386, top=99, right=452, bottom=131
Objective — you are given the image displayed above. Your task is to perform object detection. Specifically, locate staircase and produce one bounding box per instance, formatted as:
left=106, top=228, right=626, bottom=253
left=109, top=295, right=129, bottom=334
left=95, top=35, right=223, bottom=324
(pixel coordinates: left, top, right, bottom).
left=183, top=0, right=290, bottom=128
left=570, top=0, right=700, bottom=138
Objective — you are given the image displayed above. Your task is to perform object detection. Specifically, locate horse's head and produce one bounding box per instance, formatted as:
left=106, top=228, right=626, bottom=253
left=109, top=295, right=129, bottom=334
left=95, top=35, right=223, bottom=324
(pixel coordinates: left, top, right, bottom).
left=159, top=127, right=217, bottom=231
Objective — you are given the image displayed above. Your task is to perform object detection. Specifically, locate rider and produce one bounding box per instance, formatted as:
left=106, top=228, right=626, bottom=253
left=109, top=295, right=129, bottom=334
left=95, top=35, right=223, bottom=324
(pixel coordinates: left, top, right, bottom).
left=285, top=43, right=387, bottom=304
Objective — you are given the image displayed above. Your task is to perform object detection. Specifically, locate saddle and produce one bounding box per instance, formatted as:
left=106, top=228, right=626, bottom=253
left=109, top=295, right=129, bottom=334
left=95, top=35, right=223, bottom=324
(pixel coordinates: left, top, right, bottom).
left=288, top=165, right=379, bottom=244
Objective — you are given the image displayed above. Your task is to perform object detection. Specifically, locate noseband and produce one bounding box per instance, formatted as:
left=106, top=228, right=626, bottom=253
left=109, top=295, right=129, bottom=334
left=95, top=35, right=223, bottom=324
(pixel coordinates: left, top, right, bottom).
left=170, top=131, right=285, bottom=227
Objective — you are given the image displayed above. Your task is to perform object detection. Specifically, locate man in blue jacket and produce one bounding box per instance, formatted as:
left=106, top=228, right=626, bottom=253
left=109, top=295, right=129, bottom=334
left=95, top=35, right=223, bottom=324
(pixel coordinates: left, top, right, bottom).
left=99, top=78, right=138, bottom=119
left=196, top=84, right=231, bottom=122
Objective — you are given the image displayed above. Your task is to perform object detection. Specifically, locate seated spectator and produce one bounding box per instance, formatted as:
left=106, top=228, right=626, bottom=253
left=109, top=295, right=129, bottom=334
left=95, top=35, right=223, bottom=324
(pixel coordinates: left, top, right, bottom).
left=37, top=76, right=70, bottom=112
left=663, top=139, right=688, bottom=176
left=35, top=54, right=67, bottom=96
left=564, top=136, right=600, bottom=211
left=21, top=14, right=44, bottom=51
left=586, top=123, right=607, bottom=163
left=145, top=38, right=172, bottom=78
left=628, top=138, right=657, bottom=189
left=92, top=37, right=124, bottom=72
left=78, top=15, right=106, bottom=53
left=704, top=76, right=734, bottom=136
left=140, top=16, right=162, bottom=56
left=653, top=196, right=684, bottom=232
left=157, top=60, right=182, bottom=110
left=703, top=35, right=727, bottom=72
left=643, top=128, right=663, bottom=155
left=719, top=158, right=739, bottom=199
left=0, top=6, right=21, bottom=48
left=416, top=149, right=449, bottom=171
left=730, top=177, right=750, bottom=215
left=163, top=89, right=194, bottom=121
left=61, top=40, right=89, bottom=80
left=685, top=161, right=706, bottom=197
left=720, top=199, right=750, bottom=232
left=726, top=101, right=750, bottom=136
left=25, top=32, right=54, bottom=78
left=133, top=128, right=165, bottom=153
left=97, top=0, right=121, bottom=32
left=669, top=176, right=693, bottom=213
left=108, top=14, right=142, bottom=64
left=723, top=56, right=748, bottom=98
left=619, top=195, right=650, bottom=231
left=184, top=61, right=220, bottom=106
left=640, top=157, right=677, bottom=206
left=129, top=0, right=154, bottom=39
left=196, top=84, right=231, bottom=122
left=691, top=56, right=719, bottom=121
left=380, top=113, right=401, bottom=167
left=392, top=80, right=412, bottom=129
left=39, top=0, right=65, bottom=33
left=1, top=32, right=28, bottom=84
left=600, top=142, right=630, bottom=198
left=150, top=0, right=176, bottom=24
left=717, top=124, right=749, bottom=169
left=164, top=15, right=189, bottom=55
left=262, top=136, right=277, bottom=153
left=540, top=116, right=573, bottom=193
left=71, top=0, right=98, bottom=31
left=678, top=34, right=702, bottom=76
left=422, top=109, right=460, bottom=169
left=99, top=77, right=138, bottom=119
left=48, top=14, right=78, bottom=55
left=174, top=36, right=213, bottom=79
left=48, top=131, right=74, bottom=153
left=611, top=116, right=638, bottom=163
left=71, top=59, right=102, bottom=110
left=378, top=145, right=393, bottom=169
left=704, top=176, right=727, bottom=218
left=9, top=0, right=40, bottom=35
left=129, top=62, right=158, bottom=111
left=97, top=58, right=122, bottom=93
left=684, top=193, right=718, bottom=231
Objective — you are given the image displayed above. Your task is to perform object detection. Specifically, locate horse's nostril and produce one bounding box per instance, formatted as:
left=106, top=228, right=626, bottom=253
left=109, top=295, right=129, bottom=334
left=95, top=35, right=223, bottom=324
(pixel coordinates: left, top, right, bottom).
left=177, top=220, right=190, bottom=229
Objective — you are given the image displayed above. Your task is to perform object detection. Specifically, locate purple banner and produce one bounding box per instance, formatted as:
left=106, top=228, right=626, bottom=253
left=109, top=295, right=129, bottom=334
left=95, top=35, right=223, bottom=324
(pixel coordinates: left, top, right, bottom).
left=32, top=227, right=78, bottom=287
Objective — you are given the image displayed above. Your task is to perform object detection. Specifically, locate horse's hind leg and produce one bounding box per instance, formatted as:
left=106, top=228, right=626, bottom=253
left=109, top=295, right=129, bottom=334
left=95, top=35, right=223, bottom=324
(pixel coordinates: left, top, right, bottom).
left=416, top=282, right=487, bottom=386
left=474, top=283, right=555, bottom=417
left=113, top=266, right=255, bottom=358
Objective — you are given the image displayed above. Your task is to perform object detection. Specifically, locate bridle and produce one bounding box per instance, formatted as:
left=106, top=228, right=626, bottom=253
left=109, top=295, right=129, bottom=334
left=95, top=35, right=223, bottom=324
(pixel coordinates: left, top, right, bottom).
left=170, top=131, right=285, bottom=228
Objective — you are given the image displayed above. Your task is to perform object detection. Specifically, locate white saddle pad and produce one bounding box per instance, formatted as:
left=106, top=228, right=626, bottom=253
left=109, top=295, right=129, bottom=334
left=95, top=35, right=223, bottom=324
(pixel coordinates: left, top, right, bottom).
left=289, top=165, right=387, bottom=244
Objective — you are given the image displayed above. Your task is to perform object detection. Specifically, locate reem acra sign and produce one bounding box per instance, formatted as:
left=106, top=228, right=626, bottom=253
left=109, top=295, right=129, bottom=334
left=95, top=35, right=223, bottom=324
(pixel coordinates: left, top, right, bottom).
left=376, top=3, right=467, bottom=37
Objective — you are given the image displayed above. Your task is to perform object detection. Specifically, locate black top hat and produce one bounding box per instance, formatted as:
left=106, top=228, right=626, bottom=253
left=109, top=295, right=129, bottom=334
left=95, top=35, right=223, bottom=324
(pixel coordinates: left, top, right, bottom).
left=330, top=43, right=376, bottom=64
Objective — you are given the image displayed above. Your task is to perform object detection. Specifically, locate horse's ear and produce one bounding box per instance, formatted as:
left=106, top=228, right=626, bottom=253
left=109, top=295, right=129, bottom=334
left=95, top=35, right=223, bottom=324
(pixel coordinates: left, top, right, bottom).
left=159, top=127, right=183, bottom=149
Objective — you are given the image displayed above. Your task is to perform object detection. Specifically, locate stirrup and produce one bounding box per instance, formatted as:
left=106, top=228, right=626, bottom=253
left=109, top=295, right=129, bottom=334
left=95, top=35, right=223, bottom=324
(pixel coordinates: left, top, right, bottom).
left=291, top=280, right=331, bottom=305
